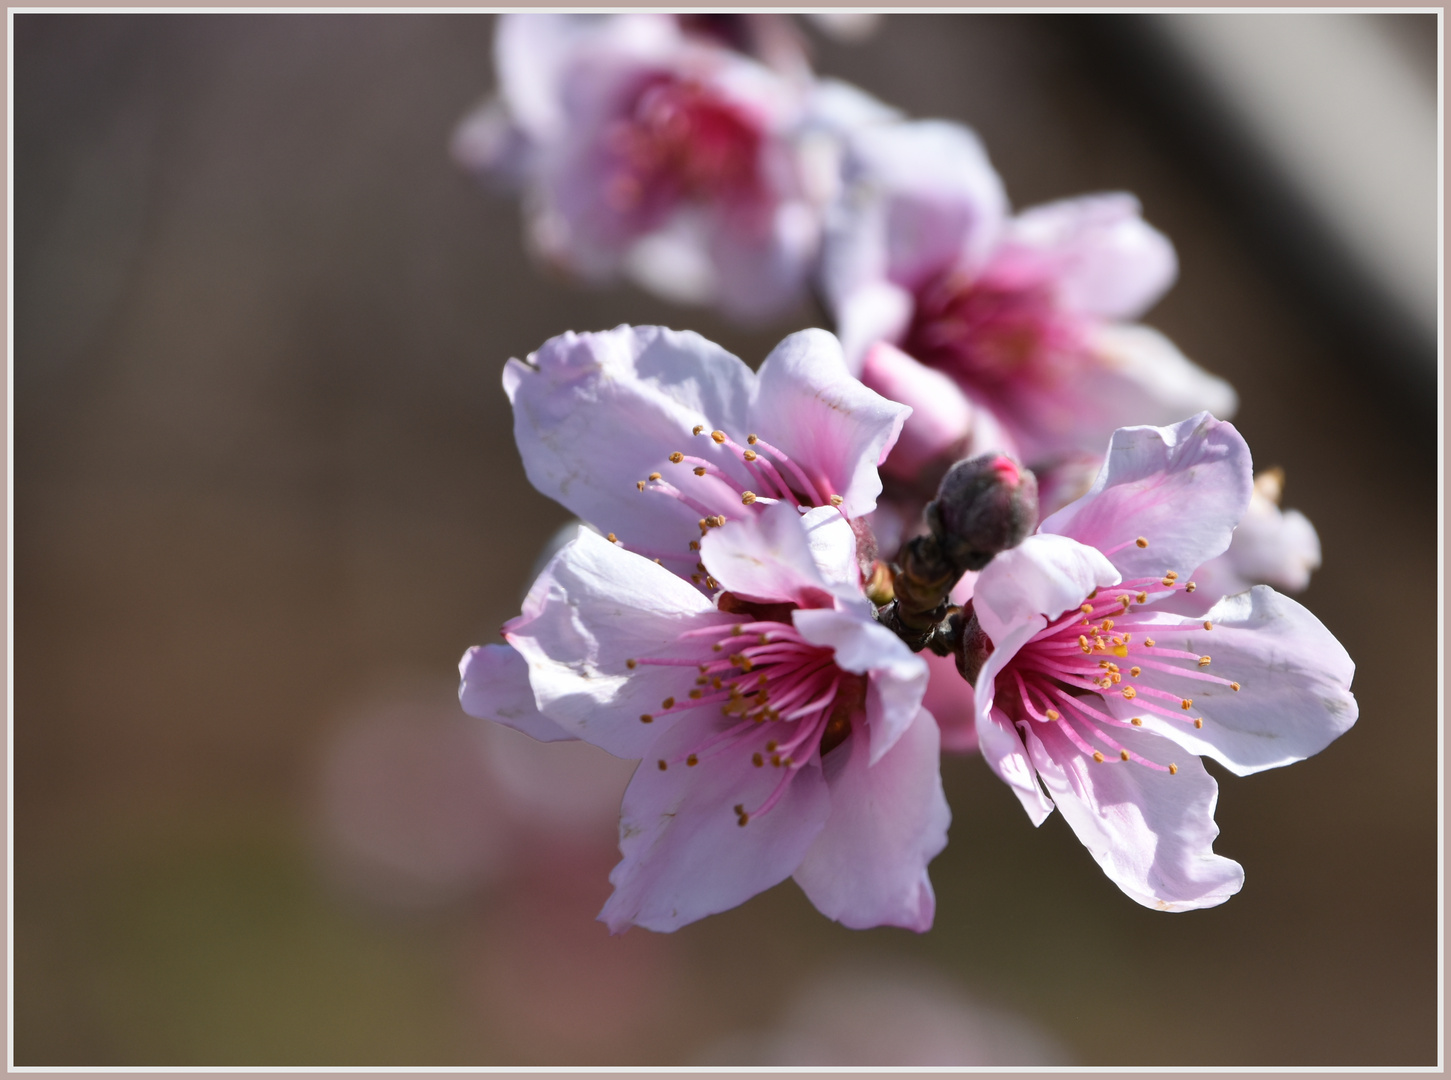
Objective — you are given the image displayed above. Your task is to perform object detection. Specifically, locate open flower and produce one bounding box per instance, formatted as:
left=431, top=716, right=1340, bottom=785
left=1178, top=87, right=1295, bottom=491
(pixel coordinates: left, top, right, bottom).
left=966, top=413, right=1356, bottom=909
left=453, top=14, right=891, bottom=320
left=462, top=325, right=946, bottom=931
left=475, top=504, right=947, bottom=933
left=821, top=119, right=1237, bottom=468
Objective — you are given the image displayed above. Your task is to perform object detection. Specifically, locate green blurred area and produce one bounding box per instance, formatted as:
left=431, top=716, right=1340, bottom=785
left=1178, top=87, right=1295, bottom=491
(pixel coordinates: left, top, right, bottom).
left=13, top=13, right=1437, bottom=1066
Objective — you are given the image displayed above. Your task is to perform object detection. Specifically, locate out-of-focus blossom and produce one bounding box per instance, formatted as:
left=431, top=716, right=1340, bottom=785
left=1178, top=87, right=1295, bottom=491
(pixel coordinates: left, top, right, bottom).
left=1182, top=467, right=1322, bottom=609
left=967, top=414, right=1356, bottom=909
left=462, top=325, right=950, bottom=933
left=315, top=688, right=515, bottom=908
left=453, top=15, right=894, bottom=321
left=822, top=118, right=1238, bottom=467
left=699, top=961, right=1071, bottom=1065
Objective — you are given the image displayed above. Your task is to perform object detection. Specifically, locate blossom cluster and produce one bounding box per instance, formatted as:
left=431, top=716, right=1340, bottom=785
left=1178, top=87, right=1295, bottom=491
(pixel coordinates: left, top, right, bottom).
left=455, top=14, right=1355, bottom=933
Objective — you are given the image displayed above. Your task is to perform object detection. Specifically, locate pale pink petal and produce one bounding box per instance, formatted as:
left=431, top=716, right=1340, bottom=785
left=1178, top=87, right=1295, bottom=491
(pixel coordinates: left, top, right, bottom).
left=505, top=528, right=725, bottom=759
left=791, top=607, right=928, bottom=764
left=458, top=643, right=577, bottom=743
left=1220, top=495, right=1322, bottom=594
left=921, top=650, right=978, bottom=753
left=748, top=329, right=910, bottom=518
left=504, top=326, right=756, bottom=564
left=793, top=707, right=949, bottom=931
left=999, top=327, right=1239, bottom=463
left=994, top=193, right=1178, bottom=320
left=700, top=502, right=839, bottom=608
left=599, top=710, right=831, bottom=933
left=861, top=343, right=978, bottom=481
left=834, top=119, right=1009, bottom=293
left=833, top=282, right=915, bottom=374
left=1104, top=587, right=1357, bottom=777
left=1040, top=413, right=1253, bottom=584
left=970, top=533, right=1120, bottom=646
left=706, top=200, right=820, bottom=322
left=1022, top=721, right=1244, bottom=911
left=973, top=619, right=1056, bottom=826
left=799, top=504, right=864, bottom=594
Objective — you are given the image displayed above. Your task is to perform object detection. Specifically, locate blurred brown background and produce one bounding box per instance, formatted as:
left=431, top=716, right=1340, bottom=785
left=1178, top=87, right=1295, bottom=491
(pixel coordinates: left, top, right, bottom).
left=13, top=13, right=1438, bottom=1066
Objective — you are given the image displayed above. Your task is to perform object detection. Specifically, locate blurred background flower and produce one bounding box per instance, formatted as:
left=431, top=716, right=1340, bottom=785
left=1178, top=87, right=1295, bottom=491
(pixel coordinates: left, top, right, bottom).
left=13, top=12, right=1437, bottom=1066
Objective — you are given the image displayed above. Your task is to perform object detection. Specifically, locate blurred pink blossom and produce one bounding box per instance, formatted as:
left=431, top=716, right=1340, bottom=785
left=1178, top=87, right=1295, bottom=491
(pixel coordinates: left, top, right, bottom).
left=454, top=15, right=894, bottom=320
left=968, top=414, right=1356, bottom=908
left=822, top=119, right=1237, bottom=468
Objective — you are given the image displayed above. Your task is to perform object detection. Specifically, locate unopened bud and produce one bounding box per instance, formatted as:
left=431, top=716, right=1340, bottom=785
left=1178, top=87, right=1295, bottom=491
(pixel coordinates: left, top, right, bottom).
left=926, top=454, right=1038, bottom=572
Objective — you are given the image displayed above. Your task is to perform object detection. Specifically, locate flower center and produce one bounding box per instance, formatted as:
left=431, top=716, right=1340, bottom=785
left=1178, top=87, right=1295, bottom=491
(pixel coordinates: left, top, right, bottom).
left=628, top=612, right=864, bottom=825
left=996, top=541, right=1242, bottom=775
left=902, top=270, right=1084, bottom=390
left=603, top=73, right=765, bottom=223
left=618, top=423, right=843, bottom=587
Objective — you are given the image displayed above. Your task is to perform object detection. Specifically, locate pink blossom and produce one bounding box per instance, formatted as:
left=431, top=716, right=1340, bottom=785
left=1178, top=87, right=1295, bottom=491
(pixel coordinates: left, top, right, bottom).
left=461, top=325, right=948, bottom=932
left=453, top=15, right=893, bottom=320
left=822, top=119, right=1238, bottom=466
left=966, top=413, right=1356, bottom=909
left=496, top=507, right=946, bottom=933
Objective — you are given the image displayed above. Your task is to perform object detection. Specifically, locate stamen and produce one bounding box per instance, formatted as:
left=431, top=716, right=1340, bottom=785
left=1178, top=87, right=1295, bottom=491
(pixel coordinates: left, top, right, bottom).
left=1093, top=751, right=1105, bottom=763
left=606, top=533, right=617, bottom=543
left=692, top=425, right=704, bottom=436
left=1193, top=718, right=1203, bottom=729
left=626, top=659, right=637, bottom=669
left=648, top=472, right=661, bottom=481
left=711, top=430, right=726, bottom=444
left=1202, top=621, right=1213, bottom=631
left=657, top=759, right=667, bottom=771
left=1198, top=656, right=1211, bottom=667
left=1136, top=537, right=1148, bottom=548
left=1169, top=763, right=1179, bottom=775
left=1122, top=687, right=1137, bottom=699
left=1231, top=682, right=1241, bottom=691
left=1120, top=749, right=1130, bottom=761
left=1185, top=582, right=1197, bottom=593
left=1181, top=699, right=1192, bottom=710
left=640, top=714, right=653, bottom=724
left=1130, top=717, right=1142, bottom=726
left=669, top=452, right=684, bottom=463
left=829, top=495, right=843, bottom=506
left=686, top=754, right=699, bottom=766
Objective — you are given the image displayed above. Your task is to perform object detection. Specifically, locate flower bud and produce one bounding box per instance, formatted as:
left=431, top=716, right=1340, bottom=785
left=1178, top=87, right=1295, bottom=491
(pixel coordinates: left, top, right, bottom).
left=926, top=454, right=1038, bottom=572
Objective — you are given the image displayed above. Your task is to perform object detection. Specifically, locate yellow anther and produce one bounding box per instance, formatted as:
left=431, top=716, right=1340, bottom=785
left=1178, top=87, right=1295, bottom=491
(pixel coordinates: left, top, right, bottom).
left=1198, top=655, right=1211, bottom=667
left=1169, top=762, right=1179, bottom=775
left=688, top=689, right=702, bottom=700
left=657, top=759, right=667, bottom=771
left=731, top=625, right=743, bottom=636
left=1079, top=634, right=1090, bottom=651
left=1081, top=603, right=1093, bottom=615
left=765, top=740, right=778, bottom=752
left=606, top=533, right=617, bottom=543
left=636, top=480, right=646, bottom=491
left=661, top=697, right=675, bottom=710
left=1165, top=571, right=1178, bottom=581
left=1136, top=536, right=1148, bottom=548
left=1120, top=749, right=1130, bottom=761
left=1130, top=666, right=1141, bottom=677
left=648, top=472, right=661, bottom=481
left=1181, top=699, right=1192, bottom=710
left=1185, top=582, right=1197, bottom=593
left=743, top=449, right=757, bottom=461
left=654, top=558, right=662, bottom=565
left=758, top=634, right=769, bottom=645
left=741, top=492, right=757, bottom=505
left=1046, top=709, right=1060, bottom=720
left=692, top=425, right=705, bottom=436
left=669, top=452, right=684, bottom=463
left=697, top=562, right=707, bottom=572
left=1120, top=595, right=1131, bottom=609
left=829, top=494, right=844, bottom=506
left=712, top=643, right=723, bottom=651
left=711, top=677, right=722, bottom=689
left=691, top=574, right=702, bottom=584
left=747, top=434, right=759, bottom=444
left=686, top=754, right=699, bottom=766
left=1230, top=682, right=1241, bottom=692
left=752, top=753, right=764, bottom=767
left=711, top=430, right=727, bottom=443
left=1130, top=717, right=1143, bottom=726
left=689, top=540, right=699, bottom=551
left=1111, top=673, right=1121, bottom=684
left=640, top=714, right=653, bottom=724
left=626, top=659, right=637, bottom=669
left=1103, top=619, right=1115, bottom=630
left=770, top=754, right=781, bottom=767
left=1193, top=718, right=1203, bottom=729
left=1145, top=638, right=1156, bottom=647
left=1093, top=751, right=1105, bottom=763
left=1136, top=591, right=1147, bottom=603
left=1203, top=621, right=1213, bottom=631
left=693, top=466, right=707, bottom=476
left=1122, top=687, right=1137, bottom=699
